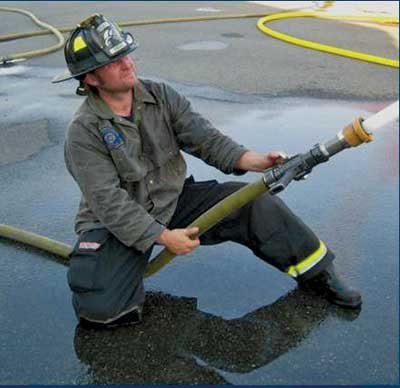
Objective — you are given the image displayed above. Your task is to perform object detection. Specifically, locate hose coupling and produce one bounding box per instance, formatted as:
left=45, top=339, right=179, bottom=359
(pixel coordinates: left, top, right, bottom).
left=0, top=56, right=26, bottom=66
left=342, top=117, right=374, bottom=147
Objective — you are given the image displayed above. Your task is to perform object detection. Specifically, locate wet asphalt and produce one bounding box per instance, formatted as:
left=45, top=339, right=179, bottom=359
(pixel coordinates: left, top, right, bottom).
left=0, top=1, right=399, bottom=385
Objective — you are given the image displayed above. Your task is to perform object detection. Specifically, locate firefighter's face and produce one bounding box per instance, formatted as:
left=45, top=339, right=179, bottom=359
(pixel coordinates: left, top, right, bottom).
left=85, top=55, right=137, bottom=93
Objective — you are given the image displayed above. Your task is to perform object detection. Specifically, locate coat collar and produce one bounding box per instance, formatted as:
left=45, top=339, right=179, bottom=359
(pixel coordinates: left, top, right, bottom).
left=83, top=79, right=156, bottom=120
left=134, top=80, right=156, bottom=105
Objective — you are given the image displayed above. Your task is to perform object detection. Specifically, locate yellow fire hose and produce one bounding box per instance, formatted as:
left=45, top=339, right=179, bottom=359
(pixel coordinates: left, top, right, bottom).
left=257, top=12, right=399, bottom=68
left=0, top=7, right=398, bottom=276
left=0, top=7, right=398, bottom=67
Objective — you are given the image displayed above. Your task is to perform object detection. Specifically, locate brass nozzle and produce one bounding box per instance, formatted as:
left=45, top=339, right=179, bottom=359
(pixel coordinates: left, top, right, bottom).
left=342, top=117, right=374, bottom=147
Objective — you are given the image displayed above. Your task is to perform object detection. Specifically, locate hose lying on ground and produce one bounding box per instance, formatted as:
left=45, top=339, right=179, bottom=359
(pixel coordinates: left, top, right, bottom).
left=257, top=12, right=399, bottom=68
left=0, top=224, right=71, bottom=265
left=0, top=6, right=64, bottom=64
left=0, top=7, right=398, bottom=67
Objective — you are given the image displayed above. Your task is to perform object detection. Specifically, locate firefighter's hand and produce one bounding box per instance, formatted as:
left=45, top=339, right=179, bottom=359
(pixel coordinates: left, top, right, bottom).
left=156, top=227, right=200, bottom=255
left=235, top=151, right=286, bottom=172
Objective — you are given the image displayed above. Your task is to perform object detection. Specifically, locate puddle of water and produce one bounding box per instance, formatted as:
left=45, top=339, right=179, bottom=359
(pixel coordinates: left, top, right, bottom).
left=177, top=41, right=229, bottom=50
left=0, top=67, right=398, bottom=385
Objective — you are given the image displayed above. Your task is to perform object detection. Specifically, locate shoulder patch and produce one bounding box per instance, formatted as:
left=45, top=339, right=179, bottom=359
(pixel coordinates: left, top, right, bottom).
left=100, top=127, right=124, bottom=150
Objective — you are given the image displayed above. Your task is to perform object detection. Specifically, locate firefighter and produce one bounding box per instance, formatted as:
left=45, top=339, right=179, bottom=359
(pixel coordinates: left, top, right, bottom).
left=53, top=14, right=361, bottom=328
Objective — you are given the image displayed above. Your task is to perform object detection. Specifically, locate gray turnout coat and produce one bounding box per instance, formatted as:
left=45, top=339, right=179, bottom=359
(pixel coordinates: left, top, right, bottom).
left=64, top=79, right=248, bottom=252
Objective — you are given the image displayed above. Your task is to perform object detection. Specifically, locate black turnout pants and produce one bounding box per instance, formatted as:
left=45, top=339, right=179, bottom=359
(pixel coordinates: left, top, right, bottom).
left=68, top=176, right=333, bottom=323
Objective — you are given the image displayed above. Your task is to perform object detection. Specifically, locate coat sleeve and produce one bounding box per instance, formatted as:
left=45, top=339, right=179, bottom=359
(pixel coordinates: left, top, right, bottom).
left=65, top=121, right=164, bottom=252
left=162, top=83, right=249, bottom=174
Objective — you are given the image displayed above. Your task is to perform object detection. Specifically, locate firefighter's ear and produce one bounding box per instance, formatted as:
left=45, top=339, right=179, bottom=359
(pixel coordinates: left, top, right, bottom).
left=84, top=72, right=99, bottom=87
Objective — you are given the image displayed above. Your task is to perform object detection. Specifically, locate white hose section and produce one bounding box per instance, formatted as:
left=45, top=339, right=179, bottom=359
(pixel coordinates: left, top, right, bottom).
left=362, top=100, right=399, bottom=133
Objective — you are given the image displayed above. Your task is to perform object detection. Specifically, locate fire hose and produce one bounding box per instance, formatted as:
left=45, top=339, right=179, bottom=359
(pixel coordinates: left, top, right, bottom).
left=0, top=7, right=398, bottom=67
left=0, top=101, right=398, bottom=277
left=0, top=6, right=65, bottom=63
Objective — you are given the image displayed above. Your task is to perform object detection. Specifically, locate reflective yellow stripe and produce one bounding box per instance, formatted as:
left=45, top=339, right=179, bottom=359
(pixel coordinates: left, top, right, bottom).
left=287, top=240, right=327, bottom=277
left=73, top=36, right=87, bottom=52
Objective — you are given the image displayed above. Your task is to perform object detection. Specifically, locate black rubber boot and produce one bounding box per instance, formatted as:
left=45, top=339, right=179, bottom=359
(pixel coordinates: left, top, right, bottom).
left=298, top=263, right=362, bottom=309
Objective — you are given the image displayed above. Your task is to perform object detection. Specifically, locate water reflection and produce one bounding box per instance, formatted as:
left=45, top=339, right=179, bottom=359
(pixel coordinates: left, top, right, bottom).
left=74, top=289, right=360, bottom=384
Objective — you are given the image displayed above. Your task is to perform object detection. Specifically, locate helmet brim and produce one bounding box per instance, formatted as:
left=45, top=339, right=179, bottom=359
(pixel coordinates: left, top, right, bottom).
left=52, top=70, right=74, bottom=83
left=51, top=42, right=138, bottom=84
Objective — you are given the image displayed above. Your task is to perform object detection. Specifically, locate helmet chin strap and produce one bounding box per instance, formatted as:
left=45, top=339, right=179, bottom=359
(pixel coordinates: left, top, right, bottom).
left=76, top=80, right=88, bottom=96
